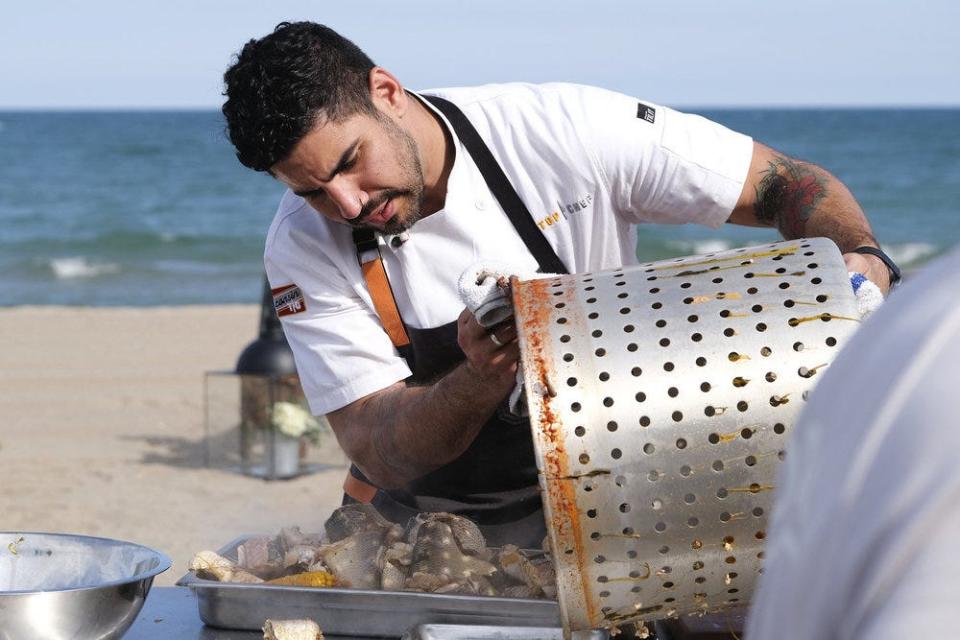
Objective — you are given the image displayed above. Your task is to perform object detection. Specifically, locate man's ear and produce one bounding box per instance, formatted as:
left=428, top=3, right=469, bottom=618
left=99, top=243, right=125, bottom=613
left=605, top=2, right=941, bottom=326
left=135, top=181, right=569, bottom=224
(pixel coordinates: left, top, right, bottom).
left=368, top=67, right=407, bottom=118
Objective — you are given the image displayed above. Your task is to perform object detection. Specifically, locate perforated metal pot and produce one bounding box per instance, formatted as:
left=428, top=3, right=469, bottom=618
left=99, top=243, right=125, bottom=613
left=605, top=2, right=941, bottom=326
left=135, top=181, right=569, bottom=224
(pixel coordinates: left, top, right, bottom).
left=513, top=238, right=861, bottom=634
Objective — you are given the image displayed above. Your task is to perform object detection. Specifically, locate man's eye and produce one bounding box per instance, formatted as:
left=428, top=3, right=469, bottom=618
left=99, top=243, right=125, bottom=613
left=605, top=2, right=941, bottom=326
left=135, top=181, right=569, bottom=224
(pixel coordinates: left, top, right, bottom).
left=342, top=155, right=358, bottom=171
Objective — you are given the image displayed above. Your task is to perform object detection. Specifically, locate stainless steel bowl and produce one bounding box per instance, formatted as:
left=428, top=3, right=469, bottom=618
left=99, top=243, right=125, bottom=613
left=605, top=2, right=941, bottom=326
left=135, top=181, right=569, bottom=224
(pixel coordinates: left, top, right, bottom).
left=0, top=532, right=171, bottom=640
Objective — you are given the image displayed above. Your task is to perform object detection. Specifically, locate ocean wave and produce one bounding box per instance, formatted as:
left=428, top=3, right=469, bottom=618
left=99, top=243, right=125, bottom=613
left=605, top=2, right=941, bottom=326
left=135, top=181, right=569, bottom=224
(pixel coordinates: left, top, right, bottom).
left=883, top=242, right=939, bottom=267
left=49, top=257, right=121, bottom=279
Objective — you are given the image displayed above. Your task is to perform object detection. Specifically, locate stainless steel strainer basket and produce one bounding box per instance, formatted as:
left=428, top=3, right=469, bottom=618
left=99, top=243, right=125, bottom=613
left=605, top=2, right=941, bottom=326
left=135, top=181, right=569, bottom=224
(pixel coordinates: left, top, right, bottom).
left=513, top=238, right=862, bottom=634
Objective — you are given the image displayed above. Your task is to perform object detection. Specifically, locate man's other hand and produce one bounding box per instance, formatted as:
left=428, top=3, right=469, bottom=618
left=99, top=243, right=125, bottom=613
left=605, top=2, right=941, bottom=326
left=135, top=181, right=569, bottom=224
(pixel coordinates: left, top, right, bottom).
left=457, top=307, right=520, bottom=391
left=843, top=251, right=892, bottom=295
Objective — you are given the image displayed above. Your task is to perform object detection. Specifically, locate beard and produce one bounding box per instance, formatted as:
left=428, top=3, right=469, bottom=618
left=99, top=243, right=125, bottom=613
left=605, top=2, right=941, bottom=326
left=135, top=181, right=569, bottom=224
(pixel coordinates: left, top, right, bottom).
left=351, top=114, right=426, bottom=235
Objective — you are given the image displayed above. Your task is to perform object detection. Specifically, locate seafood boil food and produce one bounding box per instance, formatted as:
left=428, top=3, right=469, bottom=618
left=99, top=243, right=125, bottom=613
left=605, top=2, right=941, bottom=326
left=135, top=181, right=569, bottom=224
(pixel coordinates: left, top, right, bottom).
left=190, top=504, right=557, bottom=599
left=262, top=618, right=324, bottom=640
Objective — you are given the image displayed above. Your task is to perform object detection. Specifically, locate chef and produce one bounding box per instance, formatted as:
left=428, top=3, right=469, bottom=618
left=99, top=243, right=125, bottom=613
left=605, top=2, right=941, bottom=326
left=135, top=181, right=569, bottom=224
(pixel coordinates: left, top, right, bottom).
left=221, top=21, right=899, bottom=548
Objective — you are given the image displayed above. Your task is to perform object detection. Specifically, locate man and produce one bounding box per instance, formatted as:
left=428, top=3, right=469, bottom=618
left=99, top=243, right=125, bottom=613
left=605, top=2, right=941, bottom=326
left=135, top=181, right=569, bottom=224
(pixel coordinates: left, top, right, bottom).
left=222, top=21, right=897, bottom=548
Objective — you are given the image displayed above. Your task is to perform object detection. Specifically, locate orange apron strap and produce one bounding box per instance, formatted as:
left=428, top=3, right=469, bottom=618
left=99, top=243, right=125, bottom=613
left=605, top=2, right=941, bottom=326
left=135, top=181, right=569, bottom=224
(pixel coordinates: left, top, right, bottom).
left=343, top=470, right=378, bottom=503
left=361, top=256, right=411, bottom=348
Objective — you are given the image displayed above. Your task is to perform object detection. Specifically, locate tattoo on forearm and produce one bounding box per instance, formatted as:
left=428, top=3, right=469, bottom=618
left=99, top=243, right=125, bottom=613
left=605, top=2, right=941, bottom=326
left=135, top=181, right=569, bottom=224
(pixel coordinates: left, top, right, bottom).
left=754, top=156, right=828, bottom=239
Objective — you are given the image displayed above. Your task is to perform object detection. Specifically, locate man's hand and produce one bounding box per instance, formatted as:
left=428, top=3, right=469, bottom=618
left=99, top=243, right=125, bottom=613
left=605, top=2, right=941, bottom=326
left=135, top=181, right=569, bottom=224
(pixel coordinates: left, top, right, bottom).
left=456, top=307, right=520, bottom=394
left=326, top=310, right=523, bottom=490
left=843, top=251, right=892, bottom=294
left=729, top=142, right=892, bottom=295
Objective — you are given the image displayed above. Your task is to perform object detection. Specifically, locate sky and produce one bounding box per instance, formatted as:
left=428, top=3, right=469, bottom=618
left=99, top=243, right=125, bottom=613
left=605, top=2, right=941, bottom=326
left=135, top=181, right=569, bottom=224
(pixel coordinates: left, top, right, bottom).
left=1, top=0, right=958, bottom=109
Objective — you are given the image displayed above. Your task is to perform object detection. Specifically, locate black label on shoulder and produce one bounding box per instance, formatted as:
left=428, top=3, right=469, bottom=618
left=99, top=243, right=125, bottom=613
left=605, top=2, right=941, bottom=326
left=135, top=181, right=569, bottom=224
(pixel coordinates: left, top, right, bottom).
left=637, top=103, right=656, bottom=123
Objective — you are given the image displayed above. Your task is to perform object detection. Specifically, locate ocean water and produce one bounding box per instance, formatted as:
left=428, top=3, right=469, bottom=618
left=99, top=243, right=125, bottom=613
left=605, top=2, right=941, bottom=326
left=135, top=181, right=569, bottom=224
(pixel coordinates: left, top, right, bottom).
left=0, top=108, right=957, bottom=306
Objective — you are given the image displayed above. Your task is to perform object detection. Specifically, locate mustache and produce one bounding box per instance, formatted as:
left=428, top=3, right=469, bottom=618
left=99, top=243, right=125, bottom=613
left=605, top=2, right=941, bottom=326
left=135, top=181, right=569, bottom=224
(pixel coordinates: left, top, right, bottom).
left=351, top=189, right=411, bottom=226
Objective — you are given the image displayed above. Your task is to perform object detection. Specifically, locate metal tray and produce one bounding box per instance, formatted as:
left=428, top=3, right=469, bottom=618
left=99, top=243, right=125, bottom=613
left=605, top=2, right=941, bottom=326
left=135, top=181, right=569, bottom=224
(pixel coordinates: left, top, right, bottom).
left=402, top=624, right=608, bottom=639
left=176, top=536, right=561, bottom=637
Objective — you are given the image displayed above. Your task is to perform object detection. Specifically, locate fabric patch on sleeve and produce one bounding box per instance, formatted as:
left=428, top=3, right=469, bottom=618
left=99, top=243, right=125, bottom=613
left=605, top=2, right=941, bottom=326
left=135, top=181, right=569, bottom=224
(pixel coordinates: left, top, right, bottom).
left=272, top=284, right=307, bottom=317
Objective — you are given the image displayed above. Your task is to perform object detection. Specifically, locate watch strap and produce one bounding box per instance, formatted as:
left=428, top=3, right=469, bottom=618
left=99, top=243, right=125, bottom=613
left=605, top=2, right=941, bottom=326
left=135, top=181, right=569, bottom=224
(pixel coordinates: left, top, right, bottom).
left=852, top=245, right=901, bottom=287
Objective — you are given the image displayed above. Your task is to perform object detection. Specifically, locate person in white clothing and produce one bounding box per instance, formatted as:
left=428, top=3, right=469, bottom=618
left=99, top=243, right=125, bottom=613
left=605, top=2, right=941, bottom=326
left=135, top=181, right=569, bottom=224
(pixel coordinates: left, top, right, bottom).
left=745, top=247, right=960, bottom=639
left=221, top=21, right=896, bottom=547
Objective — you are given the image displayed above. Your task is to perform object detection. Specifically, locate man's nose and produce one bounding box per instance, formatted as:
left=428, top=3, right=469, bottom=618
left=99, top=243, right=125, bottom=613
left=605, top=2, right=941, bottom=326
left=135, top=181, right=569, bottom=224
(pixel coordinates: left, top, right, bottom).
left=326, top=179, right=366, bottom=220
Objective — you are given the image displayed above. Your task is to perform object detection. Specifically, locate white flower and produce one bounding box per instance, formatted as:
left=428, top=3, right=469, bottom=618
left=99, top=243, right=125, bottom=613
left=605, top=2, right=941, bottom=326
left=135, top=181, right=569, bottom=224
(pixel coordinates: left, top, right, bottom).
left=270, top=401, right=324, bottom=440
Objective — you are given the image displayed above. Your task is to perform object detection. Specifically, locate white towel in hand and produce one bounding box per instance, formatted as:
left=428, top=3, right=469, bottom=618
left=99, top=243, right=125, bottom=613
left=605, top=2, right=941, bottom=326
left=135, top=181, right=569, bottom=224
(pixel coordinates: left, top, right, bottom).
left=457, top=261, right=538, bottom=328
left=850, top=272, right=884, bottom=319
left=458, top=261, right=550, bottom=418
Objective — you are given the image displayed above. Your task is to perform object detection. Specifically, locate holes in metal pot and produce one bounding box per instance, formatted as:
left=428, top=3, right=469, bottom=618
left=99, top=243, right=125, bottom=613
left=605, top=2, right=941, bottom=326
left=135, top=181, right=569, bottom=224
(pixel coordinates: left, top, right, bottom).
left=636, top=391, right=647, bottom=403
left=611, top=448, right=622, bottom=460
left=643, top=443, right=655, bottom=455
left=668, top=387, right=679, bottom=398
left=574, top=426, right=586, bottom=437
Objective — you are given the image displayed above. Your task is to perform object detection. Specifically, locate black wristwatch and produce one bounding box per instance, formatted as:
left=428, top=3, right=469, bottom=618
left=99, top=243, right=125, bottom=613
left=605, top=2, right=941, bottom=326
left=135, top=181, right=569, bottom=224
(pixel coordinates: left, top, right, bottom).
left=852, top=246, right=902, bottom=288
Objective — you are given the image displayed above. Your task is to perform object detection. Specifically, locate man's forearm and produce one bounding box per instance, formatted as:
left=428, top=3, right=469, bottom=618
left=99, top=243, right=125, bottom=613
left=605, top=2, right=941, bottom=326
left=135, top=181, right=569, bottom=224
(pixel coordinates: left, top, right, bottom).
left=329, top=360, right=514, bottom=489
left=753, top=154, right=877, bottom=252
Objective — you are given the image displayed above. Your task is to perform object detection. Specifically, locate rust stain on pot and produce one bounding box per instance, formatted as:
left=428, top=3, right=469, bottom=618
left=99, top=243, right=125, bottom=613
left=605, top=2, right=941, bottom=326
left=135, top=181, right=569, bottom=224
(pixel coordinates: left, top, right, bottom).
left=513, top=276, right=594, bottom=624
left=788, top=313, right=860, bottom=327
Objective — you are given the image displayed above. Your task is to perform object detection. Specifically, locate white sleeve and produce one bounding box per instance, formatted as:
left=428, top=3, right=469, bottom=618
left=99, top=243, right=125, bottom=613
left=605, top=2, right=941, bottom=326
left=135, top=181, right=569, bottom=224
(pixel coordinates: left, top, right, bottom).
left=264, top=201, right=411, bottom=416
left=573, top=85, right=753, bottom=228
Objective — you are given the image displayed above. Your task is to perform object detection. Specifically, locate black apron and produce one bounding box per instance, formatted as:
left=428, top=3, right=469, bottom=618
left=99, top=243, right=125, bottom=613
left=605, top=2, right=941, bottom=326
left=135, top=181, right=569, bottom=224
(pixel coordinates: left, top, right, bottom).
left=345, top=95, right=569, bottom=549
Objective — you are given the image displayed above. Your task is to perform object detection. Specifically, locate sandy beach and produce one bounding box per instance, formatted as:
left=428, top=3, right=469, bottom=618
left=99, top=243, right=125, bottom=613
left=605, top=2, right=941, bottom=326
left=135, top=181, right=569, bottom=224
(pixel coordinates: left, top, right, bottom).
left=0, top=304, right=349, bottom=587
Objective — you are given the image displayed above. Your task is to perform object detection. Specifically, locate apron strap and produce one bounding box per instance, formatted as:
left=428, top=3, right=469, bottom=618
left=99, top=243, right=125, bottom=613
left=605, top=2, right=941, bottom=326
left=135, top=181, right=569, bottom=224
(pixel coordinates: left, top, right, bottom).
left=423, top=94, right=569, bottom=275
left=352, top=228, right=410, bottom=349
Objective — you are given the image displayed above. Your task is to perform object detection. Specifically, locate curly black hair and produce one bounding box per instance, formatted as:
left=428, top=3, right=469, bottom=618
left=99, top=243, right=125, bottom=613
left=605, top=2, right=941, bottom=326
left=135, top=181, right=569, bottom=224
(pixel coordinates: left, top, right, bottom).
left=222, top=22, right=376, bottom=172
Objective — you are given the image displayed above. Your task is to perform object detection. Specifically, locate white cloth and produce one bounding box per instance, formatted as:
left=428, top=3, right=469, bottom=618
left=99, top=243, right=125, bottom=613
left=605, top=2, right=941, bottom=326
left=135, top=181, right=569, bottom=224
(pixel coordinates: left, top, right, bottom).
left=457, top=262, right=554, bottom=417
left=264, top=82, right=753, bottom=415
left=456, top=260, right=539, bottom=328
left=745, top=247, right=960, bottom=640
left=849, top=271, right=884, bottom=318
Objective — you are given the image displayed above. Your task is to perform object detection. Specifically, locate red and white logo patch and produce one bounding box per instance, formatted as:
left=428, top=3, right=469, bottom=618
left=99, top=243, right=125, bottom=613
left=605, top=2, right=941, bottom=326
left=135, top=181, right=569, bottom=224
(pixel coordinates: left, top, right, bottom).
left=271, top=284, right=306, bottom=317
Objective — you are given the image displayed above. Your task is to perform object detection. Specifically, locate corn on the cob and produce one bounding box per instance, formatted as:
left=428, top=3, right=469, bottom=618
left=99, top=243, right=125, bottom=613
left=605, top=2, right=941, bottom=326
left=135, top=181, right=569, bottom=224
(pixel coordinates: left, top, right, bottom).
left=266, top=571, right=337, bottom=587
